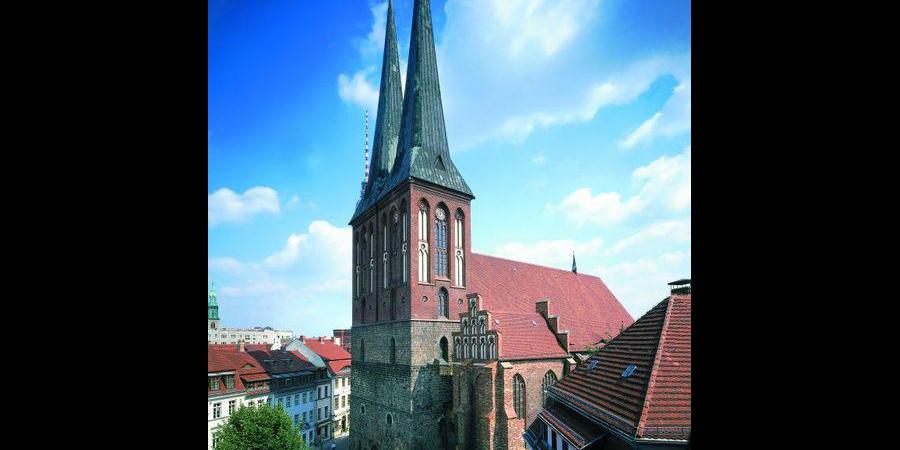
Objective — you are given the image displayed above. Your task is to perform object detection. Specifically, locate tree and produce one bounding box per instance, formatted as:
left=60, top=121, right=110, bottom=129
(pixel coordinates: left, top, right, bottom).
left=215, top=404, right=308, bottom=450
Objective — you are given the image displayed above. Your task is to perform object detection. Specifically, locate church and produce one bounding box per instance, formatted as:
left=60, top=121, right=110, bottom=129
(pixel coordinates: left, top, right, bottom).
left=348, top=1, right=634, bottom=449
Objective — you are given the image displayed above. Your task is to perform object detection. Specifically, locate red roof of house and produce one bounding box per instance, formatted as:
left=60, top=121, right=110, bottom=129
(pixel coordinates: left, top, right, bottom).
left=327, top=360, right=352, bottom=374
left=302, top=338, right=352, bottom=361
left=208, top=345, right=270, bottom=396
left=469, top=253, right=634, bottom=356
left=550, top=294, right=691, bottom=441
left=491, top=311, right=568, bottom=360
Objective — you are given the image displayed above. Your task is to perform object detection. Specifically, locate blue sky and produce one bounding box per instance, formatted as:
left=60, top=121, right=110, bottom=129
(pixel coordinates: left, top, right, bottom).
left=208, top=0, right=691, bottom=337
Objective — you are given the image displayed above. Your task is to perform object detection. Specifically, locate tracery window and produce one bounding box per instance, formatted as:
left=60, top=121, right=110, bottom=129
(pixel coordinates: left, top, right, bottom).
left=438, top=288, right=449, bottom=318
left=455, top=337, right=461, bottom=360
left=435, top=206, right=449, bottom=278
left=513, top=374, right=526, bottom=419
left=542, top=371, right=558, bottom=406
left=454, top=210, right=465, bottom=286
left=418, top=201, right=429, bottom=283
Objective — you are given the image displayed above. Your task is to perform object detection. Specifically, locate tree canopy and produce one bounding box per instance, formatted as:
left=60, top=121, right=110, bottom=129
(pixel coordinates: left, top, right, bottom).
left=215, top=404, right=308, bottom=450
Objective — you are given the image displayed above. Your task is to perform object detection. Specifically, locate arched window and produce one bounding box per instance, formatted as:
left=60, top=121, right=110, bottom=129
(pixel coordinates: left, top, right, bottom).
left=368, top=225, right=375, bottom=293
left=463, top=338, right=469, bottom=359
left=401, top=206, right=409, bottom=283
left=438, top=288, right=449, bottom=318
left=454, top=209, right=465, bottom=286
left=390, top=289, right=397, bottom=321
left=390, top=207, right=399, bottom=282
left=542, top=371, right=558, bottom=406
left=470, top=339, right=476, bottom=359
left=440, top=337, right=449, bottom=361
left=418, top=201, right=429, bottom=283
left=435, top=205, right=449, bottom=278
left=479, top=337, right=485, bottom=360
left=489, top=337, right=495, bottom=359
left=462, top=319, right=468, bottom=335
left=455, top=337, right=461, bottom=360
left=513, top=374, right=526, bottom=419
left=386, top=413, right=393, bottom=427
left=390, top=337, right=396, bottom=364
left=479, top=317, right=486, bottom=334
left=360, top=339, right=365, bottom=362
left=382, top=214, right=389, bottom=289
left=355, top=232, right=361, bottom=296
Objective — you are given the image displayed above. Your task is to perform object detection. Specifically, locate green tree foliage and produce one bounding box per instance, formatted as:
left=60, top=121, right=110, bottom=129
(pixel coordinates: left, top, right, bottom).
left=215, top=404, right=308, bottom=450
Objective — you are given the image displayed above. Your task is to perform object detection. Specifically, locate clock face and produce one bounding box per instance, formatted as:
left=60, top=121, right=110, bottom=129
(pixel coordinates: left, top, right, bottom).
left=436, top=209, right=445, bottom=221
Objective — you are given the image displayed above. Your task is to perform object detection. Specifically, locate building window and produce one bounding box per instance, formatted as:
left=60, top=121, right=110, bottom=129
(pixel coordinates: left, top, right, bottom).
left=402, top=208, right=409, bottom=282
left=209, top=377, right=220, bottom=390
left=438, top=288, right=449, bottom=318
left=440, top=336, right=449, bottom=361
left=513, top=374, right=526, bottom=419
left=295, top=394, right=300, bottom=404
left=318, top=408, right=322, bottom=420
left=325, top=406, right=329, bottom=417
left=479, top=337, right=485, bottom=360
left=213, top=402, right=221, bottom=419
left=360, top=339, right=365, bottom=362
left=286, top=396, right=291, bottom=408
left=455, top=337, right=461, bottom=359
left=361, top=404, right=366, bottom=415
left=454, top=210, right=465, bottom=286
left=489, top=337, right=496, bottom=359
left=342, top=396, right=347, bottom=408
left=228, top=399, right=236, bottom=414
left=390, top=337, right=397, bottom=364
left=435, top=206, right=448, bottom=278
left=247, top=400, right=255, bottom=408
left=418, top=201, right=429, bottom=283
left=386, top=413, right=393, bottom=427
left=542, top=371, right=558, bottom=406
left=325, top=386, right=329, bottom=397
left=212, top=432, right=218, bottom=449
left=335, top=397, right=339, bottom=410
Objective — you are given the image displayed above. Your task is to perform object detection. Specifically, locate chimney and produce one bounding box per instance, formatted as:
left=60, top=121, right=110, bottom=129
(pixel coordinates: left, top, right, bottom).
left=238, top=340, right=245, bottom=352
left=318, top=336, right=324, bottom=342
left=668, top=278, right=691, bottom=295
left=334, top=337, right=342, bottom=346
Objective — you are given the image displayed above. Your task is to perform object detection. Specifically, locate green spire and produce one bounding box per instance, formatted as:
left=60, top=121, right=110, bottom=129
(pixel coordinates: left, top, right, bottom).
left=365, top=0, right=403, bottom=197
left=208, top=282, right=219, bottom=320
left=388, top=0, right=472, bottom=198
left=352, top=0, right=406, bottom=222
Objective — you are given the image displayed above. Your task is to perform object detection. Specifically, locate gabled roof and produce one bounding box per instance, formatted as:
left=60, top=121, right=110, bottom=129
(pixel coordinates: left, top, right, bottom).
left=550, top=294, right=691, bottom=441
left=208, top=345, right=270, bottom=396
left=327, top=360, right=352, bottom=375
left=469, top=253, right=634, bottom=354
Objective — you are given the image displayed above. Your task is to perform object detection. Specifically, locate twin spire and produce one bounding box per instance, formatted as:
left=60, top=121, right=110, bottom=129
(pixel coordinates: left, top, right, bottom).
left=353, top=0, right=472, bottom=221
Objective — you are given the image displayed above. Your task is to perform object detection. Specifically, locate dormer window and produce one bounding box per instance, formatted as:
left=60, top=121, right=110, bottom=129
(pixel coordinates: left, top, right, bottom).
left=209, top=377, right=220, bottom=390
left=224, top=375, right=234, bottom=389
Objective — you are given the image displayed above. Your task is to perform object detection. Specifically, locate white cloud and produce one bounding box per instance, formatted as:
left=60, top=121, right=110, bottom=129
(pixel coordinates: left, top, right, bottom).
left=208, top=186, right=280, bottom=227
left=532, top=154, right=547, bottom=165
left=593, top=251, right=691, bottom=318
left=620, top=79, right=691, bottom=149
left=606, top=219, right=691, bottom=255
left=264, top=220, right=352, bottom=270
left=482, top=0, right=601, bottom=58
left=358, top=2, right=389, bottom=59
left=286, top=195, right=301, bottom=209
left=551, top=145, right=691, bottom=226
left=338, top=68, right=379, bottom=112
left=492, top=237, right=603, bottom=268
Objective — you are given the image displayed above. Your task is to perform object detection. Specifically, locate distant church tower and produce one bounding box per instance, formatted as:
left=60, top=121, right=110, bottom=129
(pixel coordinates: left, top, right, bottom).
left=349, top=1, right=473, bottom=449
left=208, top=282, right=220, bottom=332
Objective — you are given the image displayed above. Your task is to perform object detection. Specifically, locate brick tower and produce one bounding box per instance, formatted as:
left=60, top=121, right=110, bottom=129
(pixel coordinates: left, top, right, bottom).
left=349, top=1, right=474, bottom=449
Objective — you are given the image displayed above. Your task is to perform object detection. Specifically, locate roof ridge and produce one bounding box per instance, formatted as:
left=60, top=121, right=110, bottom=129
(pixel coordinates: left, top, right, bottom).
left=471, top=252, right=606, bottom=283
left=635, top=296, right=674, bottom=437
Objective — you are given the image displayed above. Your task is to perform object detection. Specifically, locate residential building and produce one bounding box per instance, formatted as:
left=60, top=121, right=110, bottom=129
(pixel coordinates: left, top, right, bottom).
left=525, top=282, right=692, bottom=450
left=289, top=336, right=353, bottom=438
left=208, top=344, right=271, bottom=449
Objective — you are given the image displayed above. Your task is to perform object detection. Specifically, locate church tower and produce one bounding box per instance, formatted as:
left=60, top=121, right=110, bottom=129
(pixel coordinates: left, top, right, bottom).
left=208, top=282, right=220, bottom=333
left=350, top=1, right=473, bottom=449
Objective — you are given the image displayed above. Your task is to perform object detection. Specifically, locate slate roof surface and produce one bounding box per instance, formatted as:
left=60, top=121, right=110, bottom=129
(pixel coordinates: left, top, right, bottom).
left=468, top=253, right=634, bottom=357
left=245, top=348, right=316, bottom=375
left=550, top=294, right=691, bottom=441
left=353, top=0, right=405, bottom=220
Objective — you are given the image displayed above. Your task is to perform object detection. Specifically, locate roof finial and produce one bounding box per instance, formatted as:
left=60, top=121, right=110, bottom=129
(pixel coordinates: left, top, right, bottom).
left=572, top=252, right=577, bottom=274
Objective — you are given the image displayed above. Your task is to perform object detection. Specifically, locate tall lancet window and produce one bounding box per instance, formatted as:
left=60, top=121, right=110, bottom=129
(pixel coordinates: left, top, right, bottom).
left=454, top=210, right=465, bottom=286
left=355, top=233, right=361, bottom=297
left=369, top=226, right=375, bottom=293
left=438, top=288, right=449, bottom=318
left=418, top=201, right=429, bottom=283
left=455, top=337, right=461, bottom=360
left=390, top=208, right=399, bottom=283
left=402, top=207, right=408, bottom=283
left=435, top=206, right=449, bottom=278
left=382, top=215, right=388, bottom=289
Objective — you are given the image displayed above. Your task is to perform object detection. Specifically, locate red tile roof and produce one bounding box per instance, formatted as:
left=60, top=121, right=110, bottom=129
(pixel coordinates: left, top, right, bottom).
left=302, top=338, right=352, bottom=361
left=491, top=311, right=567, bottom=360
left=208, top=345, right=270, bottom=396
left=469, top=253, right=634, bottom=355
left=327, top=360, right=351, bottom=375
left=550, top=294, right=691, bottom=441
